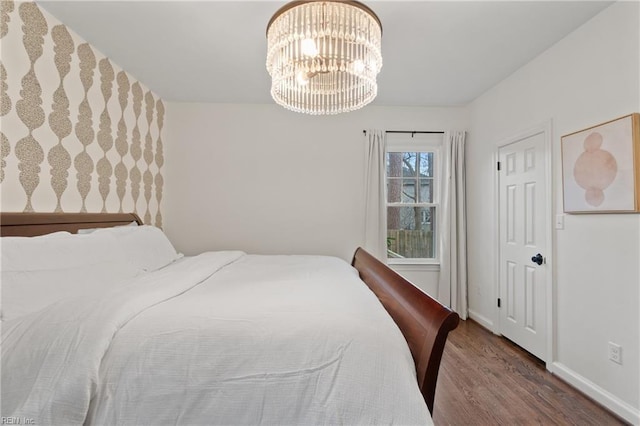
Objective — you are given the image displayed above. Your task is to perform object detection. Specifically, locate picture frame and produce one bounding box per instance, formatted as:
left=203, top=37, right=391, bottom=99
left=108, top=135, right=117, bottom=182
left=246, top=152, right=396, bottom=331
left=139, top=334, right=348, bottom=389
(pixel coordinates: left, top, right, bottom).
left=561, top=113, right=640, bottom=213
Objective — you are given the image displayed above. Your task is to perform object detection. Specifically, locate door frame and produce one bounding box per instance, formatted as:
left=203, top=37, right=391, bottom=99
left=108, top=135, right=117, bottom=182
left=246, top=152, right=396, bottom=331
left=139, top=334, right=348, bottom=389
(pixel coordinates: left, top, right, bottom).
left=493, top=120, right=554, bottom=369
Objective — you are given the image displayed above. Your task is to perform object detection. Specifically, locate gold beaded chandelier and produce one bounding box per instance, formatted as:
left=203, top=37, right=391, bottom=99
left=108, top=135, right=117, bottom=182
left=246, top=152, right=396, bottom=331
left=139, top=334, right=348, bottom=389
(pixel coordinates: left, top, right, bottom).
left=266, top=1, right=383, bottom=115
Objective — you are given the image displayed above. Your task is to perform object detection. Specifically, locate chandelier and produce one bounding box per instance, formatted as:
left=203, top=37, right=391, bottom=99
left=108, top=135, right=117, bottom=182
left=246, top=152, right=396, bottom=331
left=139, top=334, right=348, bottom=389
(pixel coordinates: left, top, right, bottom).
left=266, top=1, right=383, bottom=115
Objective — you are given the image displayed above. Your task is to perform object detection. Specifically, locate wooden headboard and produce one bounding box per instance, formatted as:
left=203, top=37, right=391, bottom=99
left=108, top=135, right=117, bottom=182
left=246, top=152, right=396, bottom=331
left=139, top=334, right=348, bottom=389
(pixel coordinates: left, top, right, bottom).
left=0, top=212, right=143, bottom=237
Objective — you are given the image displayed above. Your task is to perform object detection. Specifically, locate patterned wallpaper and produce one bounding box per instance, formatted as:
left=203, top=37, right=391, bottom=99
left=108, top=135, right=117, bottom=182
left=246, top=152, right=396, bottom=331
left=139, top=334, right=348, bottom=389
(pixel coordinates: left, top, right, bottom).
left=0, top=1, right=165, bottom=226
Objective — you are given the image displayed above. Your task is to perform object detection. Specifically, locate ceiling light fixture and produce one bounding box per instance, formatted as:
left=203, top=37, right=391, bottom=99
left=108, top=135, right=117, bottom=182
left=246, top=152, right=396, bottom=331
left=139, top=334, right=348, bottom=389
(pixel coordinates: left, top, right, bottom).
left=266, top=0, right=383, bottom=115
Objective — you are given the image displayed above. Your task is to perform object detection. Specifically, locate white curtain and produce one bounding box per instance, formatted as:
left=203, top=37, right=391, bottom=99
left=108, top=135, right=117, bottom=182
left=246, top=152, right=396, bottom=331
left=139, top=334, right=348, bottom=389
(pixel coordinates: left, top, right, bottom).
left=438, top=131, right=468, bottom=319
left=363, top=130, right=387, bottom=261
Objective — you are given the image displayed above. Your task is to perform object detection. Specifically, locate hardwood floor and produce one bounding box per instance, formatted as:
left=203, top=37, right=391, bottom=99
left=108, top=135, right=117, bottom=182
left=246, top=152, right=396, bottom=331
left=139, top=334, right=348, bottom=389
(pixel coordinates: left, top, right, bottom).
left=432, top=319, right=627, bottom=426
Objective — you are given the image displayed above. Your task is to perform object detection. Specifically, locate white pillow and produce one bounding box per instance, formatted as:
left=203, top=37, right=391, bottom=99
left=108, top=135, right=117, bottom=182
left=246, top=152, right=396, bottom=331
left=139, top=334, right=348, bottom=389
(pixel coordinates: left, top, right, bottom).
left=85, top=225, right=182, bottom=272
left=1, top=231, right=141, bottom=321
left=1, top=225, right=181, bottom=321
left=76, top=221, right=138, bottom=234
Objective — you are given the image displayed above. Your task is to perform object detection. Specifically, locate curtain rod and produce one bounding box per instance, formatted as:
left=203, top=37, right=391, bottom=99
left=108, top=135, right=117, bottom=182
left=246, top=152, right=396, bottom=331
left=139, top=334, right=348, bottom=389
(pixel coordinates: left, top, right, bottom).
left=362, top=130, right=445, bottom=135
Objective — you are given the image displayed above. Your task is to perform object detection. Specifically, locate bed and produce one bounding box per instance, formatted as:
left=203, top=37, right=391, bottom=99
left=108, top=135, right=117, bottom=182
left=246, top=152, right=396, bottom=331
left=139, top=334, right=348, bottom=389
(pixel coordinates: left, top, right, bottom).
left=1, top=212, right=459, bottom=425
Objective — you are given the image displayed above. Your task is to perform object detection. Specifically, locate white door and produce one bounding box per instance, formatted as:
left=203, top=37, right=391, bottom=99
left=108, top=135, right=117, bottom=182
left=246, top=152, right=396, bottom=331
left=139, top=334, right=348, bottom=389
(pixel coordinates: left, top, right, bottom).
left=498, top=130, right=548, bottom=361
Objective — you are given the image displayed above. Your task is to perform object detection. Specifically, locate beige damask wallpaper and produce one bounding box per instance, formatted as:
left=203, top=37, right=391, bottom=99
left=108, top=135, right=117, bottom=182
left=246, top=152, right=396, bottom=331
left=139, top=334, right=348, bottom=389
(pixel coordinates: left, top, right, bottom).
left=0, top=1, right=165, bottom=226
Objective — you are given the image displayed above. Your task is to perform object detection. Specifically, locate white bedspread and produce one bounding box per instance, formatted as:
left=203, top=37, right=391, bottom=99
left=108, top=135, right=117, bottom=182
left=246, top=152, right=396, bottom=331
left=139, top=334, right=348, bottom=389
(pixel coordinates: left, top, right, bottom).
left=2, top=252, right=431, bottom=425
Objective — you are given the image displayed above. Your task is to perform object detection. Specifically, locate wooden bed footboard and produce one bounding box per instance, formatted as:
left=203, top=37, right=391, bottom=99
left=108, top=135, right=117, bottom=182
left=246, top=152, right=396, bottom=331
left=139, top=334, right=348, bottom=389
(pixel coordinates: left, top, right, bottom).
left=351, top=247, right=459, bottom=415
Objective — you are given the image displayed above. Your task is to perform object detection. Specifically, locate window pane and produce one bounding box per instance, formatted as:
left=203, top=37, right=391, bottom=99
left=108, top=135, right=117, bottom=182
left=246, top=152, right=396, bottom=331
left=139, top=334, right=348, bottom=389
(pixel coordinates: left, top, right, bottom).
left=387, top=178, right=402, bottom=202
left=419, top=152, right=434, bottom=177
left=419, top=178, right=433, bottom=203
left=402, top=179, right=417, bottom=203
left=387, top=206, right=436, bottom=259
left=386, top=152, right=403, bottom=177
left=402, top=152, right=418, bottom=177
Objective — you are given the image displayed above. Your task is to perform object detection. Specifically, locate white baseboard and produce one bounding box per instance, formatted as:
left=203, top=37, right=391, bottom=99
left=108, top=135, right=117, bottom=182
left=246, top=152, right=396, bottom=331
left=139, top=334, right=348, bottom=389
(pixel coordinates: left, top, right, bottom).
left=468, top=309, right=494, bottom=332
left=551, top=362, right=640, bottom=425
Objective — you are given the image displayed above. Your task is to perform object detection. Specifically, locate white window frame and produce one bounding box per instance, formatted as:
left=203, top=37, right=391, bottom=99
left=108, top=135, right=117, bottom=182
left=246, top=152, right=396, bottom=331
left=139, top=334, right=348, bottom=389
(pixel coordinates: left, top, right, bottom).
left=385, top=133, right=443, bottom=265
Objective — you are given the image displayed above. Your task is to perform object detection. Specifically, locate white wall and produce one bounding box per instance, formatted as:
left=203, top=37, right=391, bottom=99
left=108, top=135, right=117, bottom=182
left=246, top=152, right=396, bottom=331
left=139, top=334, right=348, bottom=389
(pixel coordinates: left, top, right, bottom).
left=163, top=103, right=468, bottom=296
left=466, top=2, right=639, bottom=422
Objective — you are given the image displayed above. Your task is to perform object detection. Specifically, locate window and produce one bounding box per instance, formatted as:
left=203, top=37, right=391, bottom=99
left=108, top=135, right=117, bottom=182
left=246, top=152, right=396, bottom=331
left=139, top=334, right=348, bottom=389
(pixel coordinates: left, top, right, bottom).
left=386, top=135, right=441, bottom=263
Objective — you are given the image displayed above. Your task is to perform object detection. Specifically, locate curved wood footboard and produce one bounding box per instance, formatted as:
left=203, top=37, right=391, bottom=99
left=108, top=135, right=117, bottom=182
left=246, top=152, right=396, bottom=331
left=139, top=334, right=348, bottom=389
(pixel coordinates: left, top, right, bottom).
left=351, top=247, right=460, bottom=415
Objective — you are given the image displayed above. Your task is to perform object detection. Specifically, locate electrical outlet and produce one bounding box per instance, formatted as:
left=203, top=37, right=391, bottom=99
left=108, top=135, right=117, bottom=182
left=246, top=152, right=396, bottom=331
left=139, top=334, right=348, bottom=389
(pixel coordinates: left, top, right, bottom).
left=608, top=342, right=622, bottom=365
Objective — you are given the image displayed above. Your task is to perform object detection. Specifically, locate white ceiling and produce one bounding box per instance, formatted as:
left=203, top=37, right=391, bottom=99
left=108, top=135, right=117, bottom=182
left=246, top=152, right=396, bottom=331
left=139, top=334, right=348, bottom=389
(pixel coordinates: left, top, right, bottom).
left=37, top=1, right=612, bottom=107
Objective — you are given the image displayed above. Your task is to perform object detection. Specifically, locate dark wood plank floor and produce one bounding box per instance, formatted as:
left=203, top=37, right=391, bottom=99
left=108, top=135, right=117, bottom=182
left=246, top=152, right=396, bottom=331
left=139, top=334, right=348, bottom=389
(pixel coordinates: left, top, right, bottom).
left=432, top=319, right=628, bottom=426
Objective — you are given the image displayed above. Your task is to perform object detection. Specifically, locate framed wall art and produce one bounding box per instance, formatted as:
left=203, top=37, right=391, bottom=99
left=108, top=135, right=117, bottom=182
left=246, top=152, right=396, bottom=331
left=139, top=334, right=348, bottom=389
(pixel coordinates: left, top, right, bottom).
left=561, top=113, right=640, bottom=213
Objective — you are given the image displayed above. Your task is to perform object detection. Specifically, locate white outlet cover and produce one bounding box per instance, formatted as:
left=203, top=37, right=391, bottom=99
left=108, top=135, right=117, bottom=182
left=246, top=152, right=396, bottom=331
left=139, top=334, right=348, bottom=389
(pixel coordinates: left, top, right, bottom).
left=608, top=342, right=622, bottom=365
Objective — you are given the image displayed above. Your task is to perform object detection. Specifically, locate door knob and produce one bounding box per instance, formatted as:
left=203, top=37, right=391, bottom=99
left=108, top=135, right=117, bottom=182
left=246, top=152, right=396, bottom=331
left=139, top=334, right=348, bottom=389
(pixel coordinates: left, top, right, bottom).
left=531, top=253, right=543, bottom=265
